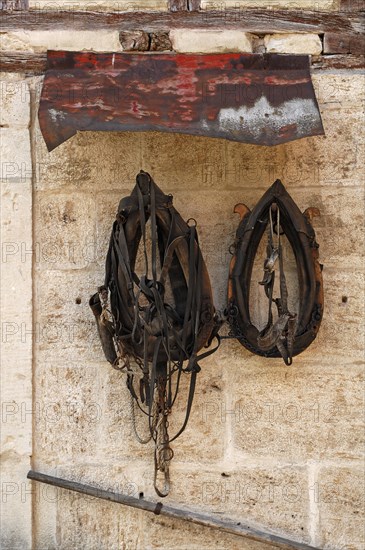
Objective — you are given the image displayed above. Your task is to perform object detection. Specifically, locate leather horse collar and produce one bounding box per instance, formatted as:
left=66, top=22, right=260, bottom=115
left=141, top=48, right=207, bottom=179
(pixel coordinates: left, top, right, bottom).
left=90, top=170, right=219, bottom=496
left=228, top=179, right=323, bottom=365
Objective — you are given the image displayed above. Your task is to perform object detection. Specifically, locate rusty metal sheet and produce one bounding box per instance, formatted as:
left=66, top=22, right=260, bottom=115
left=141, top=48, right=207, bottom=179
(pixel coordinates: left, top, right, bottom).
left=39, top=51, right=324, bottom=151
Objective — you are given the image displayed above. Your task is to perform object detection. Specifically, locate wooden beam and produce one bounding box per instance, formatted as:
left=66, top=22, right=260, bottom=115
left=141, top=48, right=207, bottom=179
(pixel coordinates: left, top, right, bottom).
left=1, top=9, right=363, bottom=36
left=1, top=51, right=363, bottom=75
left=339, top=0, right=365, bottom=11
left=311, top=54, right=365, bottom=71
left=1, top=9, right=364, bottom=55
left=324, top=32, right=365, bottom=55
left=0, top=51, right=47, bottom=73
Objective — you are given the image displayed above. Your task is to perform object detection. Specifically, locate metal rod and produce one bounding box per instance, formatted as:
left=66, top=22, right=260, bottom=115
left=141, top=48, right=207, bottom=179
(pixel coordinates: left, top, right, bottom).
left=27, top=470, right=318, bottom=550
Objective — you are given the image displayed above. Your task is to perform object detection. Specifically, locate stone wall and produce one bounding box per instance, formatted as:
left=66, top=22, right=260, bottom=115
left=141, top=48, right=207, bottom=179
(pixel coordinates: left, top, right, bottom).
left=1, top=73, right=33, bottom=549
left=1, top=17, right=364, bottom=550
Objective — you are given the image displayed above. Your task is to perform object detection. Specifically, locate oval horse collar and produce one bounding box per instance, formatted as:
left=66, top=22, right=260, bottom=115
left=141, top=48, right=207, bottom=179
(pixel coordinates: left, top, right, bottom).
left=228, top=179, right=324, bottom=364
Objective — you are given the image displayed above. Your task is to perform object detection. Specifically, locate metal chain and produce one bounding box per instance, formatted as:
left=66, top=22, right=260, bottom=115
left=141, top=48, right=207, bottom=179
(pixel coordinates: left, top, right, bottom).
left=153, top=412, right=173, bottom=498
left=129, top=392, right=152, bottom=445
left=153, top=376, right=174, bottom=497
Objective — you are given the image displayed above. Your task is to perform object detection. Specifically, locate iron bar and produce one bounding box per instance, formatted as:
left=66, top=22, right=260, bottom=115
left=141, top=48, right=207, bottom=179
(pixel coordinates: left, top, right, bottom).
left=27, top=470, right=319, bottom=550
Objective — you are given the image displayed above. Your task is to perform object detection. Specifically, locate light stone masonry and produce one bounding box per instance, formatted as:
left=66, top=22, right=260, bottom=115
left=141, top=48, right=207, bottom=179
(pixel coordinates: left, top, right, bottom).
left=264, top=33, right=323, bottom=55
left=0, top=27, right=364, bottom=550
left=0, top=30, right=123, bottom=53
left=0, top=75, right=30, bottom=128
left=0, top=78, right=33, bottom=549
left=29, top=68, right=365, bottom=545
left=201, top=0, right=337, bottom=10
left=170, top=29, right=254, bottom=53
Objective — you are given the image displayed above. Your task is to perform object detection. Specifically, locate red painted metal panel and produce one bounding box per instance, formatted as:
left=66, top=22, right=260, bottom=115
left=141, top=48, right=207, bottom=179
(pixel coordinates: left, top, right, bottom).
left=39, top=51, right=324, bottom=151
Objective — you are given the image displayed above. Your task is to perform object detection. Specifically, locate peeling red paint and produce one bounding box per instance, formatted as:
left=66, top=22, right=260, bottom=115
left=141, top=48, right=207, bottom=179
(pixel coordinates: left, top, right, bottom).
left=39, top=51, right=324, bottom=151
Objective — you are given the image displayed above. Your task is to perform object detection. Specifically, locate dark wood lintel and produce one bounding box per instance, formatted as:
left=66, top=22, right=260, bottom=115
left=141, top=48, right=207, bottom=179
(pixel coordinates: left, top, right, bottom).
left=1, top=9, right=363, bottom=35
left=1, top=51, right=364, bottom=75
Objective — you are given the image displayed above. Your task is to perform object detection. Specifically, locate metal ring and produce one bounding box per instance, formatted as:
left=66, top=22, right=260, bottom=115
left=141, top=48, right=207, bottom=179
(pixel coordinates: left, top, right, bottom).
left=163, top=446, right=174, bottom=462
left=165, top=193, right=173, bottom=208
left=186, top=218, right=197, bottom=227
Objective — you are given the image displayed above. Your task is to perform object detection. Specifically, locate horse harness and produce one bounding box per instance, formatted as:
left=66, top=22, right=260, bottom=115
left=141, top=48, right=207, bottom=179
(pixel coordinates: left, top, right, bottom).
left=91, top=175, right=323, bottom=495
left=90, top=171, right=220, bottom=496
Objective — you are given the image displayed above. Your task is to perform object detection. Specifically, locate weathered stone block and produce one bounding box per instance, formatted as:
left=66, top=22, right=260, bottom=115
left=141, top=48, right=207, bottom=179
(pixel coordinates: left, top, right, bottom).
left=161, top=464, right=311, bottom=544
left=0, top=462, right=32, bottom=550
left=224, top=140, right=288, bottom=190
left=32, top=463, right=144, bottom=549
left=1, top=176, right=32, bottom=550
left=119, top=30, right=150, bottom=51
left=96, top=368, right=154, bottom=462
left=222, top=356, right=364, bottom=461
left=1, top=30, right=123, bottom=52
left=34, top=127, right=143, bottom=192
left=170, top=29, right=254, bottom=53
left=0, top=129, right=31, bottom=182
left=34, top=192, right=96, bottom=270
left=32, top=487, right=57, bottom=550
left=33, top=268, right=106, bottom=364
left=1, top=180, right=33, bottom=457
left=264, top=34, right=322, bottom=55
left=150, top=31, right=173, bottom=51
left=140, top=133, right=227, bottom=191
left=281, top=113, right=363, bottom=189
left=145, top=513, right=277, bottom=550
left=164, top=355, right=225, bottom=463
left=55, top=488, right=143, bottom=550
left=312, top=74, right=365, bottom=110
left=0, top=75, right=30, bottom=128
left=33, top=364, right=102, bottom=464
left=201, top=0, right=336, bottom=10
left=0, top=33, right=32, bottom=52
left=1, top=30, right=122, bottom=52
left=318, top=466, right=365, bottom=549
left=48, top=462, right=284, bottom=550
left=33, top=193, right=106, bottom=270
left=317, top=270, right=364, bottom=358
left=280, top=76, right=365, bottom=189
